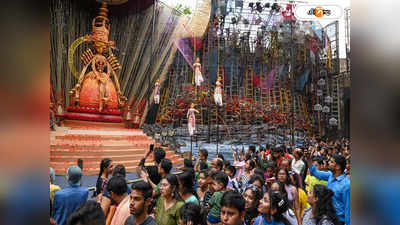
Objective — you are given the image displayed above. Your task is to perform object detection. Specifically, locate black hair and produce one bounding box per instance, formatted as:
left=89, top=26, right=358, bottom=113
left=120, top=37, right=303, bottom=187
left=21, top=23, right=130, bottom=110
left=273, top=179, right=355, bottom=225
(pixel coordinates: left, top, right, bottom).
left=221, top=190, right=245, bottom=213
left=131, top=181, right=153, bottom=199
left=154, top=147, right=166, bottom=165
left=112, top=164, right=126, bottom=178
left=270, top=181, right=288, bottom=201
left=294, top=149, right=303, bottom=158
left=66, top=200, right=105, bottom=225
left=77, top=159, right=83, bottom=170
left=290, top=172, right=301, bottom=189
left=178, top=171, right=195, bottom=195
left=245, top=153, right=252, bottom=161
left=160, top=158, right=173, bottom=174
left=199, top=149, right=208, bottom=159
left=332, top=154, right=346, bottom=173
left=225, top=165, right=236, bottom=177
left=246, top=159, right=256, bottom=170
left=313, top=185, right=340, bottom=225
left=254, top=167, right=265, bottom=178
left=266, top=161, right=276, bottom=170
left=217, top=153, right=225, bottom=161
left=199, top=161, right=209, bottom=170
left=199, top=169, right=209, bottom=178
left=249, top=145, right=256, bottom=153
left=95, top=158, right=112, bottom=196
left=313, top=156, right=324, bottom=166
left=179, top=202, right=206, bottom=225
left=224, top=160, right=231, bottom=168
left=216, top=158, right=224, bottom=171
left=248, top=175, right=265, bottom=188
left=209, top=169, right=219, bottom=180
left=107, top=176, right=127, bottom=195
left=244, top=185, right=263, bottom=207
left=214, top=171, right=229, bottom=188
left=268, top=191, right=290, bottom=225
left=271, top=145, right=283, bottom=158
left=164, top=174, right=183, bottom=201
left=275, top=167, right=291, bottom=185
left=184, top=158, right=194, bottom=168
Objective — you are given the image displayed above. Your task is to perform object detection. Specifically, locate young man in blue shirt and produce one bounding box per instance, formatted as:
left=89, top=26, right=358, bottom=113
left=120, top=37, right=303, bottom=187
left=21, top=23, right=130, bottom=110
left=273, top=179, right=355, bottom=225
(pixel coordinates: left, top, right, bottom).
left=307, top=152, right=350, bottom=225
left=53, top=166, right=89, bottom=225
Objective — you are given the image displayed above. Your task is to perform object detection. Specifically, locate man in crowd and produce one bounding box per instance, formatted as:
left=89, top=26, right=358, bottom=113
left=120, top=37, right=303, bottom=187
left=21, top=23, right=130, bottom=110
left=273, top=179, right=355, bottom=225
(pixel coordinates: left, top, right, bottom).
left=195, top=149, right=209, bottom=171
left=108, top=176, right=130, bottom=225
left=139, top=147, right=166, bottom=190
left=211, top=158, right=224, bottom=171
left=66, top=200, right=105, bottom=225
left=53, top=165, right=88, bottom=225
left=141, top=158, right=172, bottom=197
left=50, top=167, right=61, bottom=203
left=220, top=190, right=246, bottom=225
left=307, top=152, right=350, bottom=225
left=101, top=164, right=132, bottom=215
left=125, top=181, right=157, bottom=225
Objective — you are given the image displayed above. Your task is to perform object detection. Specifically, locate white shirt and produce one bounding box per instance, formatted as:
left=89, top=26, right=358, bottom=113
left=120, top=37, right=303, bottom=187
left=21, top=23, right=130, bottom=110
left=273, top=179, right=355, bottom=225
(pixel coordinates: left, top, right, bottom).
left=291, top=158, right=305, bottom=175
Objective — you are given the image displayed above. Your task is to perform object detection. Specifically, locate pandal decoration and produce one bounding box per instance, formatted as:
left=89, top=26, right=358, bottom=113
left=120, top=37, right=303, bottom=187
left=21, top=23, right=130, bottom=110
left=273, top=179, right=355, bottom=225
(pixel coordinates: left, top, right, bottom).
left=68, top=2, right=127, bottom=111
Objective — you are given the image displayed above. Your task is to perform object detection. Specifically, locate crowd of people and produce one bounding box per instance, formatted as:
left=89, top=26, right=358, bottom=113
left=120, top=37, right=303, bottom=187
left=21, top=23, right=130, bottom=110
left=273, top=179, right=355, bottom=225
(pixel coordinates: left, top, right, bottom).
left=50, top=137, right=350, bottom=225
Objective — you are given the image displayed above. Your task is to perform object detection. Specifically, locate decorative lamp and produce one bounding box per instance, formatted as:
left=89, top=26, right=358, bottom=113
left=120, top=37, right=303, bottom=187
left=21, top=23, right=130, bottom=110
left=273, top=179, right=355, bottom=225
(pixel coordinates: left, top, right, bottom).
left=329, top=117, right=338, bottom=126
left=325, top=96, right=333, bottom=104
left=317, top=78, right=325, bottom=86
left=314, top=104, right=322, bottom=111
left=322, top=106, right=330, bottom=113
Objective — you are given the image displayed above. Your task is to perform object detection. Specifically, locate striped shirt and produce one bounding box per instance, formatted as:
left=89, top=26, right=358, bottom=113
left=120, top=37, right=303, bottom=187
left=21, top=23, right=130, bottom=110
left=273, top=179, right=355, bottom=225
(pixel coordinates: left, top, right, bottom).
left=201, top=190, right=213, bottom=208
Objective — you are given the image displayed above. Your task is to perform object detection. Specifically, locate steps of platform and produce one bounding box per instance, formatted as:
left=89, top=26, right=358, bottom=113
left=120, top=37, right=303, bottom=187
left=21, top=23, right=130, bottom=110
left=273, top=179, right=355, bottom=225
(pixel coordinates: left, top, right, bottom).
left=51, top=141, right=152, bottom=147
left=50, top=154, right=182, bottom=163
left=63, top=120, right=126, bottom=130
left=50, top=149, right=180, bottom=158
left=50, top=120, right=183, bottom=176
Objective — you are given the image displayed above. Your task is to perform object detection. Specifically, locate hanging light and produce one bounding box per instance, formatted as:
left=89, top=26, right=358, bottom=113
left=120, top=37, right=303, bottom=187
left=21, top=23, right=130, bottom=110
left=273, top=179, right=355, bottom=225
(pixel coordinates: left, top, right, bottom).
left=314, top=104, right=322, bottom=111
left=329, top=117, right=338, bottom=126
left=317, top=89, right=323, bottom=96
left=322, top=106, right=330, bottom=113
left=317, top=78, right=325, bottom=86
left=325, top=96, right=333, bottom=104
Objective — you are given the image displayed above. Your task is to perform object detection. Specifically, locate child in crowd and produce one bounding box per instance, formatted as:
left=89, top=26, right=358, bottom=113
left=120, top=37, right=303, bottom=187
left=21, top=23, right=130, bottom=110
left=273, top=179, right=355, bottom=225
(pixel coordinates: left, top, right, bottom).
left=207, top=171, right=229, bottom=225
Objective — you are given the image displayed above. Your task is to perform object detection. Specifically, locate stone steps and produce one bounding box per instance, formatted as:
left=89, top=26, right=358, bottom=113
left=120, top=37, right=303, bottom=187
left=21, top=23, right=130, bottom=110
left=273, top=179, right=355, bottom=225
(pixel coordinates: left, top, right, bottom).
left=50, top=120, right=183, bottom=176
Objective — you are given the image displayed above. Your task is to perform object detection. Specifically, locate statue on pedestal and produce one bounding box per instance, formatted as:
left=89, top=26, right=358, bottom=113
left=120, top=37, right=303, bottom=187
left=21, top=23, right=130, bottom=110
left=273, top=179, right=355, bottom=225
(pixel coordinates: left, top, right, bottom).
left=68, top=2, right=127, bottom=113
